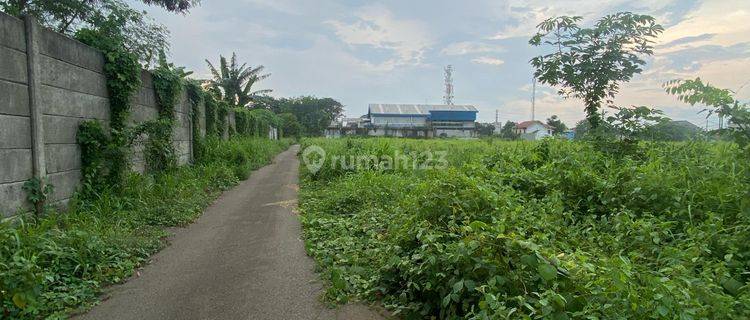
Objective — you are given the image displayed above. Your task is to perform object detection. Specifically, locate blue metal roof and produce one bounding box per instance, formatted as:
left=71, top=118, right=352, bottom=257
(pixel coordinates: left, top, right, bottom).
left=429, top=110, right=477, bottom=121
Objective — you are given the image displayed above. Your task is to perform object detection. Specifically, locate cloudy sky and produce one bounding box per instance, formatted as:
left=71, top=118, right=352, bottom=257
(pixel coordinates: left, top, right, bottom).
left=130, top=0, right=750, bottom=129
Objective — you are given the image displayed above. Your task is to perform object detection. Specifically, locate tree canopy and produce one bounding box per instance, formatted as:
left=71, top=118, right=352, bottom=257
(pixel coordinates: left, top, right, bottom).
left=255, top=96, right=343, bottom=136
left=545, top=115, right=567, bottom=134
left=0, top=0, right=196, bottom=66
left=530, top=12, right=663, bottom=129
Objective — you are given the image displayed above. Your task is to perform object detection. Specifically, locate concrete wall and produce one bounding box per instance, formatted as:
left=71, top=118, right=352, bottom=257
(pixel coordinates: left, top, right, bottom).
left=0, top=13, right=32, bottom=215
left=0, top=13, right=235, bottom=217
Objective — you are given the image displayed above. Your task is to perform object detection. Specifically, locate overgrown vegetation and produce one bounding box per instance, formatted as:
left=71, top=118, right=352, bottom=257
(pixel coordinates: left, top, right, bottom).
left=75, top=24, right=141, bottom=191
left=299, top=138, right=749, bottom=319
left=0, top=137, right=291, bottom=318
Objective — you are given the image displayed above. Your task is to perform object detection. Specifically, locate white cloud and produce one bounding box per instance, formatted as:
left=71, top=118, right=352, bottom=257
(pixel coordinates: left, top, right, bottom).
left=658, top=1, right=750, bottom=53
left=441, top=42, right=505, bottom=55
left=487, top=0, right=679, bottom=40
left=472, top=57, right=505, bottom=66
left=326, top=4, right=433, bottom=71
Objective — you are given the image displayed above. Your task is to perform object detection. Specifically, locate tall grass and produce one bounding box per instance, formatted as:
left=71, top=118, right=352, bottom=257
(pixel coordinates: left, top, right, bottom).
left=299, top=137, right=750, bottom=319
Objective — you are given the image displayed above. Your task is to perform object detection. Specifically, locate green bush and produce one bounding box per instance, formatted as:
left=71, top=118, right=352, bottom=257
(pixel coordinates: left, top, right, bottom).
left=299, top=137, right=750, bottom=319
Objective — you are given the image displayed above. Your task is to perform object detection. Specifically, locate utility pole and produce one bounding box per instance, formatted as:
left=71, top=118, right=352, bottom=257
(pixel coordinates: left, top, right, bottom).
left=531, top=76, right=536, bottom=121
left=443, top=65, right=454, bottom=105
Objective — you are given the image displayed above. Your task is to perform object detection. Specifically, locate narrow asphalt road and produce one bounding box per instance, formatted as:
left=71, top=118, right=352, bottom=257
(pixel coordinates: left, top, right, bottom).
left=79, top=145, right=385, bottom=320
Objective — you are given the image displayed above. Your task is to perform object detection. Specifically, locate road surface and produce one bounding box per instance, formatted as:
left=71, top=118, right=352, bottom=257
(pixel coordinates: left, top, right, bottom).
left=79, top=145, right=385, bottom=320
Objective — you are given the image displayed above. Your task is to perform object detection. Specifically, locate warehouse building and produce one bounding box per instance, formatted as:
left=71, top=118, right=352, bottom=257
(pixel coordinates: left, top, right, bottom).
left=367, top=104, right=478, bottom=138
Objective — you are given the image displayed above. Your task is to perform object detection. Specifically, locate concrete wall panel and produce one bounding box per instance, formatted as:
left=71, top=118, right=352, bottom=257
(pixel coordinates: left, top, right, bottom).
left=47, top=169, right=81, bottom=202
left=0, top=79, right=29, bottom=116
left=0, top=46, right=27, bottom=83
left=43, top=115, right=88, bottom=144
left=0, top=181, right=27, bottom=217
left=45, top=144, right=80, bottom=174
left=39, top=28, right=104, bottom=72
left=0, top=115, right=31, bottom=148
left=0, top=149, right=32, bottom=183
left=40, top=84, right=109, bottom=119
left=40, top=55, right=107, bottom=97
left=0, top=13, right=25, bottom=52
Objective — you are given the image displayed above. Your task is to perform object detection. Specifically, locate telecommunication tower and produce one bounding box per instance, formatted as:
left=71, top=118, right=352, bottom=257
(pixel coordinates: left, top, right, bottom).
left=443, top=65, right=454, bottom=105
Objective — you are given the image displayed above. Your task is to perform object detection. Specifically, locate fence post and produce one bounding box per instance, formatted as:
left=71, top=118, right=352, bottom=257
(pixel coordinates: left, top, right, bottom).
left=24, top=15, right=47, bottom=211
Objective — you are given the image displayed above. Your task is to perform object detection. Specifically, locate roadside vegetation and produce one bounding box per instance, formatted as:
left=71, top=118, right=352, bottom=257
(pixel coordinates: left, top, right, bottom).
left=1, top=137, right=291, bottom=318
left=299, top=137, right=749, bottom=319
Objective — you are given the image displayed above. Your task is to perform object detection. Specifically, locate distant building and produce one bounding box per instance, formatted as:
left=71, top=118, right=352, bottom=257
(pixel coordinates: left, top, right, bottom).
left=326, top=104, right=479, bottom=138
left=515, top=120, right=553, bottom=140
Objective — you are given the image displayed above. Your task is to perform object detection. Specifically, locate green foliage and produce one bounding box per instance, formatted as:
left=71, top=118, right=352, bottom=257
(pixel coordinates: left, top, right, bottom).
left=530, top=12, right=663, bottom=128
left=606, top=106, right=669, bottom=141
left=545, top=115, right=567, bottom=135
left=204, top=94, right=219, bottom=137
left=0, top=137, right=290, bottom=318
left=499, top=121, right=519, bottom=140
left=264, top=96, right=344, bottom=136
left=475, top=123, right=496, bottom=137
left=139, top=54, right=188, bottom=173
left=21, top=177, right=54, bottom=216
left=234, top=108, right=280, bottom=137
left=198, top=137, right=291, bottom=180
left=75, top=26, right=141, bottom=190
left=278, top=112, right=302, bottom=138
left=300, top=138, right=750, bottom=319
left=665, top=78, right=750, bottom=147
left=186, top=80, right=205, bottom=161
left=205, top=53, right=271, bottom=107
left=3, top=0, right=172, bottom=66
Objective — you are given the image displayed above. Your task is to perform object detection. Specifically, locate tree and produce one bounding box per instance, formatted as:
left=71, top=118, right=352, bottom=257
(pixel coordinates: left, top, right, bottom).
left=476, top=123, right=496, bottom=137
left=546, top=115, right=567, bottom=134
left=205, top=53, right=272, bottom=108
left=530, top=12, right=663, bottom=129
left=665, top=78, right=750, bottom=147
left=277, top=96, right=343, bottom=136
left=499, top=121, right=519, bottom=140
left=606, top=106, right=669, bottom=141
left=278, top=113, right=302, bottom=138
left=0, top=0, right=188, bottom=66
left=644, top=120, right=703, bottom=141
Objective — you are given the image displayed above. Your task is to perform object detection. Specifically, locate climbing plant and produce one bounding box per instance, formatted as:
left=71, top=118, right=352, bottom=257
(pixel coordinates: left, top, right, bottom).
left=204, top=94, right=219, bottom=137
left=75, top=25, right=142, bottom=191
left=186, top=80, right=205, bottom=162
left=139, top=54, right=188, bottom=173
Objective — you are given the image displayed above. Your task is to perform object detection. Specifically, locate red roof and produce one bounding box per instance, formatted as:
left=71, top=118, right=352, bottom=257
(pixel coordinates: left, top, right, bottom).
left=515, top=120, right=551, bottom=129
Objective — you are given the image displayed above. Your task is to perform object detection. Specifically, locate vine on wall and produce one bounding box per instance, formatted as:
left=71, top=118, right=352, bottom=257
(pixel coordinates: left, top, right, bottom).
left=140, top=56, right=186, bottom=173
left=186, top=80, right=204, bottom=162
left=75, top=27, right=142, bottom=191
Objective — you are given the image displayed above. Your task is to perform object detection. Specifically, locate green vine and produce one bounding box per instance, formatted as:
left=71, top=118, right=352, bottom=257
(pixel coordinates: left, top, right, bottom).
left=141, top=55, right=186, bottom=173
left=75, top=26, right=141, bottom=191
left=22, top=177, right=54, bottom=216
left=204, top=94, right=219, bottom=137
left=186, top=80, right=204, bottom=162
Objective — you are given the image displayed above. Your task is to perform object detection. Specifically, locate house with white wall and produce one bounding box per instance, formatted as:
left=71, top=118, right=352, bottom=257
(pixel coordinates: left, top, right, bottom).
left=515, top=120, right=553, bottom=140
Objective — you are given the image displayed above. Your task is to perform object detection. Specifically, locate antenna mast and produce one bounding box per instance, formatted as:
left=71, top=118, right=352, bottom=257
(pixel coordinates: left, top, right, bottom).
left=443, top=65, right=454, bottom=105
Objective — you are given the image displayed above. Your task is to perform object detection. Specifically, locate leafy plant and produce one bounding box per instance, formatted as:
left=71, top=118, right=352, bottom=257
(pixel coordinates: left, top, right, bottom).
left=530, top=12, right=663, bottom=128
left=205, top=53, right=272, bottom=107
left=22, top=177, right=54, bottom=216
left=300, top=137, right=750, bottom=319
left=665, top=78, right=750, bottom=147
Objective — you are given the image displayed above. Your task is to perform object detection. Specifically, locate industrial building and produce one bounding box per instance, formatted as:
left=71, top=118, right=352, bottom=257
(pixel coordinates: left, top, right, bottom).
left=326, top=104, right=479, bottom=138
